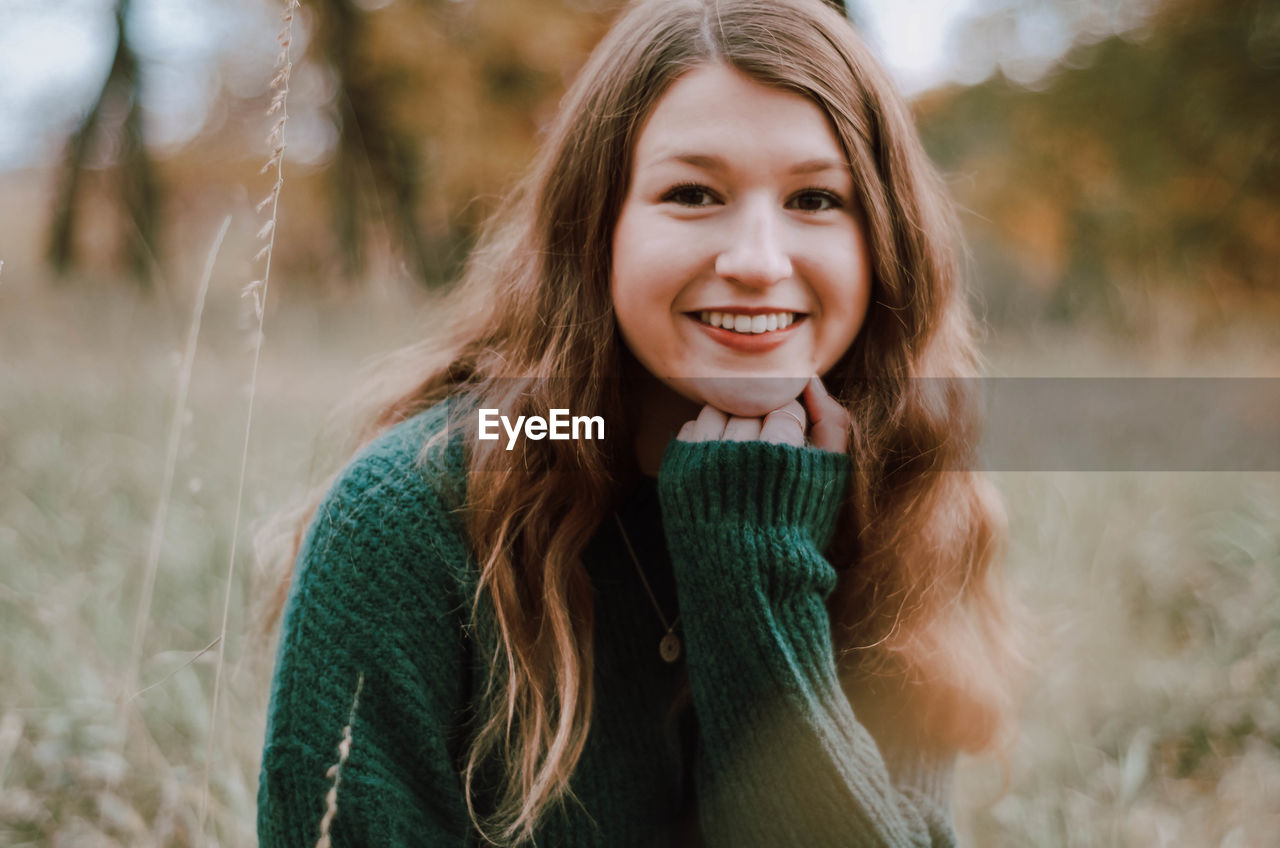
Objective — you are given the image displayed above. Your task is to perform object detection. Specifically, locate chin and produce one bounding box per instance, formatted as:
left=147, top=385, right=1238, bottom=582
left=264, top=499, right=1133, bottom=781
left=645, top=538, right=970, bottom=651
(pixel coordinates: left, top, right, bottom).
left=669, top=375, right=810, bottom=419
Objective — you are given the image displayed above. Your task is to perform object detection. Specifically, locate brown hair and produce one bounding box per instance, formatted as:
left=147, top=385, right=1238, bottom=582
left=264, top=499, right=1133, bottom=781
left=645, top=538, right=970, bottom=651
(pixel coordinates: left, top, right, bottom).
left=271, top=0, right=1022, bottom=843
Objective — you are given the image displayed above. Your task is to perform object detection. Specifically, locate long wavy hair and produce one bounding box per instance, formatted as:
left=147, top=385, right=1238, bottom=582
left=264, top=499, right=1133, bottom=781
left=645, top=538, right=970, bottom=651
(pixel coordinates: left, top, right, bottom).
left=269, top=0, right=1022, bottom=844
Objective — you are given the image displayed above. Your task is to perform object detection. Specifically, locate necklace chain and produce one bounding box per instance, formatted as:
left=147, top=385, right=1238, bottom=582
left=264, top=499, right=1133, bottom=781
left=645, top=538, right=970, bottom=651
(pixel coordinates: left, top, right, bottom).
left=613, top=512, right=682, bottom=663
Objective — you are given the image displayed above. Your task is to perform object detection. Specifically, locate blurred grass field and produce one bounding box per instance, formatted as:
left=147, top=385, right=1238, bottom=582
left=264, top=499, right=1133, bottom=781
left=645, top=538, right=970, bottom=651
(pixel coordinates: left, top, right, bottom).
left=1, top=276, right=1277, bottom=846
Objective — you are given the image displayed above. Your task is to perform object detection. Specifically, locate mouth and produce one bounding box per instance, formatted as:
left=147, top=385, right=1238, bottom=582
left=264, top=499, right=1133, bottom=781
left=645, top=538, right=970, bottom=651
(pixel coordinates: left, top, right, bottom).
left=686, top=310, right=807, bottom=353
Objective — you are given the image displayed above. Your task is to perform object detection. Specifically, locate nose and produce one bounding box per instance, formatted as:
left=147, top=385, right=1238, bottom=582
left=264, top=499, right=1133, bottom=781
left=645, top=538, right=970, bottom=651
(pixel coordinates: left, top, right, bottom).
left=714, top=198, right=792, bottom=288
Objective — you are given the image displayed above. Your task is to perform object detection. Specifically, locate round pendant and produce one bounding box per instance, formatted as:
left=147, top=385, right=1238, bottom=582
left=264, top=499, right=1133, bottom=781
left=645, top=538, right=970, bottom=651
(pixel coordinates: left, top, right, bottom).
left=660, top=632, right=682, bottom=663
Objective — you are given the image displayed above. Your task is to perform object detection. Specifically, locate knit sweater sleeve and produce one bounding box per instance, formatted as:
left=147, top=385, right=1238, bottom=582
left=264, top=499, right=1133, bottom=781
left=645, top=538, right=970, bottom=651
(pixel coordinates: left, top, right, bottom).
left=257, top=414, right=473, bottom=847
left=658, top=439, right=957, bottom=848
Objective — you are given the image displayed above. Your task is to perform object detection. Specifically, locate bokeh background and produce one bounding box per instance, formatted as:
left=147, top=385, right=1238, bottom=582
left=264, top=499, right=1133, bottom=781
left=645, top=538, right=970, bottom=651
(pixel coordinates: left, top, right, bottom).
left=1, top=0, right=1277, bottom=844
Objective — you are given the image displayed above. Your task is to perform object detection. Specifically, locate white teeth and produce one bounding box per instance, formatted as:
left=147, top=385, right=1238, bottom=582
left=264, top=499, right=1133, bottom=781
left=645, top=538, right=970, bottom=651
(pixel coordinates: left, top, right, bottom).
left=697, top=311, right=799, bottom=334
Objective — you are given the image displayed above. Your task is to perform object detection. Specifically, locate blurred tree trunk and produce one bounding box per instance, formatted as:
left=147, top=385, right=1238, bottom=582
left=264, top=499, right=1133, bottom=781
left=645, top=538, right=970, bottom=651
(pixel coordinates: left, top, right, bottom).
left=46, top=0, right=157, bottom=288
left=315, top=0, right=434, bottom=284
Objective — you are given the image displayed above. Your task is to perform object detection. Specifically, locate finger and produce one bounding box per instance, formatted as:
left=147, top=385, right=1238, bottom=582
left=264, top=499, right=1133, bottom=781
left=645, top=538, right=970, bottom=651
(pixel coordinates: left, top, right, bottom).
left=803, top=375, right=850, bottom=454
left=759, top=400, right=807, bottom=447
left=722, top=416, right=763, bottom=442
left=676, top=420, right=697, bottom=442
left=689, top=405, right=729, bottom=442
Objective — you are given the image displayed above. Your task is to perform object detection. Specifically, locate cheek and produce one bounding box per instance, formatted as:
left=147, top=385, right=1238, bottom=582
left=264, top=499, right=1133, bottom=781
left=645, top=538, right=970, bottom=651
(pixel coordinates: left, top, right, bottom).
left=828, top=298, right=869, bottom=367
left=611, top=217, right=674, bottom=363
left=610, top=215, right=642, bottom=326
left=815, top=247, right=872, bottom=362
left=612, top=214, right=683, bottom=320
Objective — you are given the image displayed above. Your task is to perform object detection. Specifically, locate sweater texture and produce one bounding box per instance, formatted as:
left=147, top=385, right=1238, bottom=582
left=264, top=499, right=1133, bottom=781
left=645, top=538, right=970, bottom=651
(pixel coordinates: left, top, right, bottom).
left=257, top=401, right=958, bottom=846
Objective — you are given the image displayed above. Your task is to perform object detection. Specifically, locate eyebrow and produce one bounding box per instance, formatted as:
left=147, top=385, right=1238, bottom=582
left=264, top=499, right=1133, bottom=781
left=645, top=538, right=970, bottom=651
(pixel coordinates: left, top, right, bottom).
left=648, top=152, right=847, bottom=175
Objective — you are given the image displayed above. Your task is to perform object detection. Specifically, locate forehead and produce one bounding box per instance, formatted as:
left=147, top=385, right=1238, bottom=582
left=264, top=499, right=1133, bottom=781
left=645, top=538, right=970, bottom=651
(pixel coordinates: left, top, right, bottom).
left=632, top=62, right=846, bottom=170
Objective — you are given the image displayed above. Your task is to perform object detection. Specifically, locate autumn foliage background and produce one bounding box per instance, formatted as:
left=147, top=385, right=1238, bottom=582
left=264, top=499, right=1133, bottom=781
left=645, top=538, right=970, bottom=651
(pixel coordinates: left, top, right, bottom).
left=0, top=0, right=1277, bottom=845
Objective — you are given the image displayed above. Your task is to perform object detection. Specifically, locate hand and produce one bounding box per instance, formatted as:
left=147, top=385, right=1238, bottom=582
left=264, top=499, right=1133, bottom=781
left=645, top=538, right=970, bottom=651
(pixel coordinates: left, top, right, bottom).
left=676, top=375, right=850, bottom=454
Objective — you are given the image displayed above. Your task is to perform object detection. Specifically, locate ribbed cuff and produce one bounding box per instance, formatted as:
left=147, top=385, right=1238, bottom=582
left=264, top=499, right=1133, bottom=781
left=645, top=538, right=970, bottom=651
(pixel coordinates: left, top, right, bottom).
left=657, top=439, right=850, bottom=550
left=880, top=739, right=956, bottom=808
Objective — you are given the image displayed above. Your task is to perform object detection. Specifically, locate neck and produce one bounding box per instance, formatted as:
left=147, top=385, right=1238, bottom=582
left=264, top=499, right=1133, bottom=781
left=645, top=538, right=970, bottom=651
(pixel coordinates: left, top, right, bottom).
left=626, top=365, right=700, bottom=477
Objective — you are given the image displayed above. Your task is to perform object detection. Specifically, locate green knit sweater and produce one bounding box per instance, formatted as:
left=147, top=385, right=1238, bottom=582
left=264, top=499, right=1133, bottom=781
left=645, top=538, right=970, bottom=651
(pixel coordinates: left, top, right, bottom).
left=258, top=401, right=957, bottom=846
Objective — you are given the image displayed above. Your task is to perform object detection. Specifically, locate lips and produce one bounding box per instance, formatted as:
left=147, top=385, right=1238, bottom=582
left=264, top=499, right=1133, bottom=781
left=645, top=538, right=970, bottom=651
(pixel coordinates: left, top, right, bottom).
left=686, top=311, right=806, bottom=353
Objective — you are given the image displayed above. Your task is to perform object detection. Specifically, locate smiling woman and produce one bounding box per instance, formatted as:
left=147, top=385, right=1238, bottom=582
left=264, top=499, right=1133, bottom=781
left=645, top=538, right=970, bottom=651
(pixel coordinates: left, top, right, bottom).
left=257, top=1, right=1021, bottom=846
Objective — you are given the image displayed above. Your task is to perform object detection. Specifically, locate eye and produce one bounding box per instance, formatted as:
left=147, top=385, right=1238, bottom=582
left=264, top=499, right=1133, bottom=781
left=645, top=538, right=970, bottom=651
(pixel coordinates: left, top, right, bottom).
left=662, top=182, right=719, bottom=207
left=788, top=189, right=844, bottom=213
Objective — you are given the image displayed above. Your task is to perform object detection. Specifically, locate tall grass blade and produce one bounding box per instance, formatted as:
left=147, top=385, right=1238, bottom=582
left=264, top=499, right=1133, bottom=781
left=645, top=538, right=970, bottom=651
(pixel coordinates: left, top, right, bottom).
left=122, top=214, right=230, bottom=721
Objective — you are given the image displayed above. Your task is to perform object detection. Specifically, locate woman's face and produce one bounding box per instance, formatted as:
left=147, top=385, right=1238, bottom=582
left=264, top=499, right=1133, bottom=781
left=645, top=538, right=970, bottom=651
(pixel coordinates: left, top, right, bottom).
left=611, top=62, right=872, bottom=418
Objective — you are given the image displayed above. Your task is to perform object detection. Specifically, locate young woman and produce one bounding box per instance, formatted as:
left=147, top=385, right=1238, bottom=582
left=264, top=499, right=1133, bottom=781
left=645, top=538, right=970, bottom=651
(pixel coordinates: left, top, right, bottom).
left=257, top=0, right=1020, bottom=845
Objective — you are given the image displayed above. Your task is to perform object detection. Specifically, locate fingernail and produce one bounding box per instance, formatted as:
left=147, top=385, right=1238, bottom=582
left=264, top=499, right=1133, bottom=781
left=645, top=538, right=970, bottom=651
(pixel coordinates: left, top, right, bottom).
left=809, top=375, right=826, bottom=395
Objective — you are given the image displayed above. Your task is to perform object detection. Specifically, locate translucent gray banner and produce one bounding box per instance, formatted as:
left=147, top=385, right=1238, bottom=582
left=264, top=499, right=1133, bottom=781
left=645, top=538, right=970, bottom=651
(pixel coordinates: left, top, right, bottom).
left=974, top=378, right=1279, bottom=471
left=444, top=378, right=1280, bottom=471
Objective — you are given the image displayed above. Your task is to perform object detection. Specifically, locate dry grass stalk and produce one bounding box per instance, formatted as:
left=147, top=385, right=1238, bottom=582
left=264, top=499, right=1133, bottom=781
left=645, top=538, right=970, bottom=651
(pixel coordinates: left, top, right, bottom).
left=243, top=0, right=298, bottom=322
left=316, top=673, right=366, bottom=848
left=196, top=2, right=299, bottom=844
left=122, top=216, right=230, bottom=725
